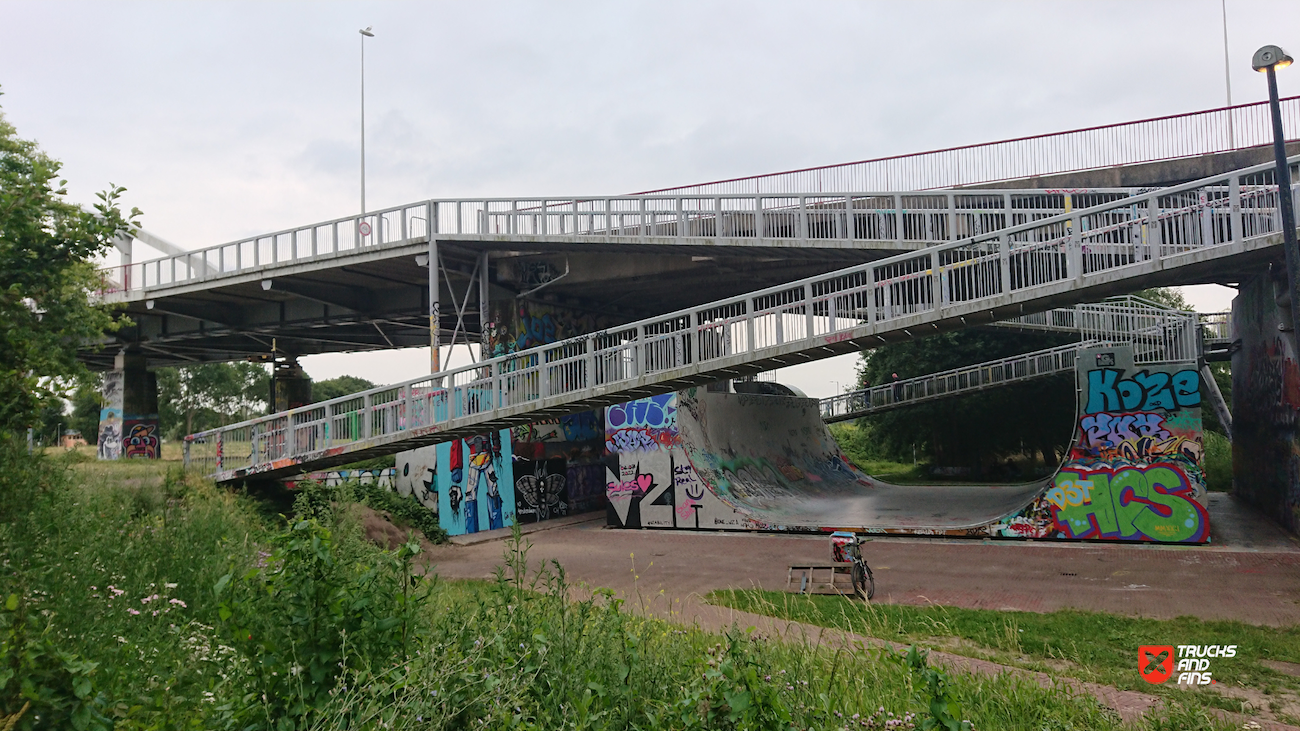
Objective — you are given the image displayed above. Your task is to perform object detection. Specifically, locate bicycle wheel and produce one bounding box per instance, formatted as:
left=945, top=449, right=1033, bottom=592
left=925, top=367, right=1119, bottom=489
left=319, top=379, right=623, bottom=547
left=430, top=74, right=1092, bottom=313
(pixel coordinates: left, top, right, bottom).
left=852, top=560, right=875, bottom=601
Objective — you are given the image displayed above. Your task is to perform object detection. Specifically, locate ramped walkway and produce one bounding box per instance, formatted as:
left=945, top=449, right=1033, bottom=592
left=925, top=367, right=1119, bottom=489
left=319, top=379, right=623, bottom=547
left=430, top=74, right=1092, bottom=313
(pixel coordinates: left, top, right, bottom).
left=418, top=495, right=1300, bottom=728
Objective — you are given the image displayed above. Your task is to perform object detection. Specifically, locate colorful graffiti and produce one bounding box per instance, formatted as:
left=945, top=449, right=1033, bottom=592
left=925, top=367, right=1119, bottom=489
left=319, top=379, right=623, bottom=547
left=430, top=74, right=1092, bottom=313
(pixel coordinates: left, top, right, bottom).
left=605, top=445, right=748, bottom=530
left=1000, top=345, right=1210, bottom=543
left=122, top=421, right=160, bottom=459
left=284, top=468, right=396, bottom=490
left=487, top=301, right=615, bottom=357
left=392, top=429, right=516, bottom=537
left=605, top=393, right=678, bottom=453
left=1076, top=411, right=1202, bottom=463
left=512, top=412, right=602, bottom=443
left=1084, top=367, right=1201, bottom=414
left=98, top=370, right=124, bottom=460
left=1047, top=464, right=1208, bottom=542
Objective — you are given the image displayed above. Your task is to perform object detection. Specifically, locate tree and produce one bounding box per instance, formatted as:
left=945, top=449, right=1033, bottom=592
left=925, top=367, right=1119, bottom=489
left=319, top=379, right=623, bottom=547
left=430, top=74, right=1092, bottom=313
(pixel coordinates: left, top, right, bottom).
left=68, top=379, right=101, bottom=443
left=312, top=375, right=375, bottom=403
left=856, top=328, right=1077, bottom=477
left=0, top=90, right=138, bottom=435
left=157, top=362, right=269, bottom=438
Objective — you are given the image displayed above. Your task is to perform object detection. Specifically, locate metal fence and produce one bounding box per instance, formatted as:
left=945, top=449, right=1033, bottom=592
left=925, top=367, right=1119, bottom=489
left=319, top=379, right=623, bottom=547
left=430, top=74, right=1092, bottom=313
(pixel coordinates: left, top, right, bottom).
left=98, top=189, right=1140, bottom=297
left=633, top=97, right=1300, bottom=195
left=185, top=155, right=1299, bottom=479
left=819, top=341, right=1094, bottom=423
left=820, top=299, right=1202, bottom=422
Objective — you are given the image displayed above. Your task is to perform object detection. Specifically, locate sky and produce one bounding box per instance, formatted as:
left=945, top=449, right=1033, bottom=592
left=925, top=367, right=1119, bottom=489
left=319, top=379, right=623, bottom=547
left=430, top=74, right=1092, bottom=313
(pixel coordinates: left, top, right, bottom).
left=3, top=0, right=1299, bottom=398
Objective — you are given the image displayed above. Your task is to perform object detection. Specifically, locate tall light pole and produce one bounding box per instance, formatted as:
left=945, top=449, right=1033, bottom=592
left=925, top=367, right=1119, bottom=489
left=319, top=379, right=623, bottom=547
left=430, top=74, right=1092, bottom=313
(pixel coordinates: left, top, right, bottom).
left=359, top=26, right=374, bottom=215
left=1253, top=45, right=1298, bottom=347
left=1220, top=0, right=1234, bottom=146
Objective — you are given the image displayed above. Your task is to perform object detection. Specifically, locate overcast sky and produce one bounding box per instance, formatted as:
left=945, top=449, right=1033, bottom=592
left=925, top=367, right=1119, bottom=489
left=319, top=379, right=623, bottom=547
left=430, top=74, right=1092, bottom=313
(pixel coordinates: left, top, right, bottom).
left=4, top=1, right=1299, bottom=397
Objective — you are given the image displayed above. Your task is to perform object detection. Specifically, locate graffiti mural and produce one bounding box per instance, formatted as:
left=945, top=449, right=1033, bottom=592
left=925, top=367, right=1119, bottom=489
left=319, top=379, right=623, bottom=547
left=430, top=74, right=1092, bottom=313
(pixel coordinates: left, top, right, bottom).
left=122, top=421, right=160, bottom=459
left=98, top=370, right=124, bottom=460
left=605, top=393, right=678, bottom=453
left=395, top=445, right=439, bottom=511
left=515, top=458, right=568, bottom=522
left=487, top=300, right=616, bottom=358
left=437, top=430, right=515, bottom=536
left=284, top=468, right=396, bottom=490
left=513, top=412, right=602, bottom=444
left=1000, top=345, right=1209, bottom=543
left=1046, top=465, right=1208, bottom=542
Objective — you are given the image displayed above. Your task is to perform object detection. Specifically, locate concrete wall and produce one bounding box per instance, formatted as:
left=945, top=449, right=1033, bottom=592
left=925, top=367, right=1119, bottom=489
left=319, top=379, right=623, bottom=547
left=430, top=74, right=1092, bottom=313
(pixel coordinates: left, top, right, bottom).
left=1231, top=272, right=1300, bottom=535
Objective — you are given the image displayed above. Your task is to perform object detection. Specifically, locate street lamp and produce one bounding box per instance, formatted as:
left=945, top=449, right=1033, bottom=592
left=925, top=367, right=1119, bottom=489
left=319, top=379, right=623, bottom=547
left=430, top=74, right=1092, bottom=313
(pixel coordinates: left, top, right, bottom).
left=1253, top=44, right=1298, bottom=344
left=359, top=26, right=375, bottom=215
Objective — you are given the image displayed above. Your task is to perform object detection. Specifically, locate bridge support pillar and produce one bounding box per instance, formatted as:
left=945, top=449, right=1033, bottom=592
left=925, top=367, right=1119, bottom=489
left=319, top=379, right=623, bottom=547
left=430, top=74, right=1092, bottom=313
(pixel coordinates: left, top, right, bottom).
left=270, top=357, right=312, bottom=412
left=1231, top=268, right=1300, bottom=535
left=97, top=350, right=160, bottom=460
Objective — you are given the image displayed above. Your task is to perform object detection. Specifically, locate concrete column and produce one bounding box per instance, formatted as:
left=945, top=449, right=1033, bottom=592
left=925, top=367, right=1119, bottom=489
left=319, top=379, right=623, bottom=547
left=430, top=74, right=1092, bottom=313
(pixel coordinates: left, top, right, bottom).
left=271, top=357, right=312, bottom=412
left=99, top=350, right=161, bottom=460
left=1231, top=268, right=1300, bottom=536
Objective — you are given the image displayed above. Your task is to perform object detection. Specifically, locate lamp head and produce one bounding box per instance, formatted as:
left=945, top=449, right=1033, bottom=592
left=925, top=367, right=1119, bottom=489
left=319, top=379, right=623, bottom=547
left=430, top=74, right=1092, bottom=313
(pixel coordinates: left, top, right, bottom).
left=359, top=26, right=374, bottom=37
left=1252, top=45, right=1293, bottom=72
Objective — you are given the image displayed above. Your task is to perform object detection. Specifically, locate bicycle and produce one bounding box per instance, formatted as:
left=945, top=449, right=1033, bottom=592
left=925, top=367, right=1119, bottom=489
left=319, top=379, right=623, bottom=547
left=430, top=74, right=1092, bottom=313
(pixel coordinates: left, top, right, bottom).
left=830, top=531, right=875, bottom=600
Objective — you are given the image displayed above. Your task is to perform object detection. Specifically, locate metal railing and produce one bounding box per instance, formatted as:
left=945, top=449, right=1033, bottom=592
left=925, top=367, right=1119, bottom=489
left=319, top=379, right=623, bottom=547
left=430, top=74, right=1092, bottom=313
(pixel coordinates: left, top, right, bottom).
left=820, top=341, right=1095, bottom=423
left=97, top=189, right=1143, bottom=298
left=185, top=155, right=1299, bottom=480
left=820, top=299, right=1202, bottom=422
left=633, top=97, right=1300, bottom=195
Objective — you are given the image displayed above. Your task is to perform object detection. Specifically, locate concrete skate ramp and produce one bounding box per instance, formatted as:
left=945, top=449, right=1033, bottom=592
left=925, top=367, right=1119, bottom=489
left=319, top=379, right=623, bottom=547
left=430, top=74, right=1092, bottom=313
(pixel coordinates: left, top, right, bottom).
left=677, top=389, right=1052, bottom=532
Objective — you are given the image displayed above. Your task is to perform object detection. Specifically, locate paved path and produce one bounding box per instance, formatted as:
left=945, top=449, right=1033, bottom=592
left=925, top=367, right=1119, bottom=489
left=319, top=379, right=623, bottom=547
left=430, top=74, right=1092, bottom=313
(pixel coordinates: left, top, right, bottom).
left=426, top=494, right=1300, bottom=626
left=420, top=494, right=1300, bottom=728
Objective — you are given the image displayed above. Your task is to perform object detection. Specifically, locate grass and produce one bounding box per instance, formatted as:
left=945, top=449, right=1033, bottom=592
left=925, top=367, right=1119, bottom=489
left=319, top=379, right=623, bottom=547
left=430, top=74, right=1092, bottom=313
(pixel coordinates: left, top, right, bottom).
left=709, top=589, right=1300, bottom=723
left=0, top=443, right=1257, bottom=729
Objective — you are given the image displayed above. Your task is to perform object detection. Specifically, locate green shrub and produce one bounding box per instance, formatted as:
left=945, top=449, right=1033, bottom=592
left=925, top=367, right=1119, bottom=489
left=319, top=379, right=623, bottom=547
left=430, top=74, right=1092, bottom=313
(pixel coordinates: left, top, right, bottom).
left=212, top=509, right=428, bottom=727
left=1203, top=430, right=1232, bottom=492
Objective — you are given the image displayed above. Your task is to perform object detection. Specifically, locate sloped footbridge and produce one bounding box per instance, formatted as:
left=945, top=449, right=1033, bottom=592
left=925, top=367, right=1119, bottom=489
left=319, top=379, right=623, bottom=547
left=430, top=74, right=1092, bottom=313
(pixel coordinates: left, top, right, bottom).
left=186, top=157, right=1297, bottom=482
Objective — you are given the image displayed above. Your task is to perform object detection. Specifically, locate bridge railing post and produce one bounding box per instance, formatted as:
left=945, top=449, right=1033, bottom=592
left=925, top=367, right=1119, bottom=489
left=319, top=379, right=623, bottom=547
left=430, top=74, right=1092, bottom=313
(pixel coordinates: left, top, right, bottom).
left=804, top=283, right=815, bottom=339
left=998, top=233, right=1011, bottom=295
left=1230, top=175, right=1243, bottom=246
left=363, top=395, right=372, bottom=440
left=930, top=251, right=943, bottom=311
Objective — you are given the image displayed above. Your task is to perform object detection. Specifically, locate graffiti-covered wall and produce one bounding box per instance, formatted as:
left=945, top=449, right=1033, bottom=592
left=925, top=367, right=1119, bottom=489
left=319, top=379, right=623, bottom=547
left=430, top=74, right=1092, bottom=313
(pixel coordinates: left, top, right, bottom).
left=998, top=345, right=1208, bottom=543
left=492, top=299, right=611, bottom=520
left=394, top=430, right=515, bottom=537
left=604, top=392, right=749, bottom=529
left=97, top=370, right=124, bottom=460
left=1232, top=273, right=1300, bottom=535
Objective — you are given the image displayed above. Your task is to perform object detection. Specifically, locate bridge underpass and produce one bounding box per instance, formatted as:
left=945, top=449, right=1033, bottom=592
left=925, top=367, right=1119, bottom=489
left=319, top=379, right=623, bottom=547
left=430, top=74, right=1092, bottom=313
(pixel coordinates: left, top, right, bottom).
left=179, top=156, right=1295, bottom=484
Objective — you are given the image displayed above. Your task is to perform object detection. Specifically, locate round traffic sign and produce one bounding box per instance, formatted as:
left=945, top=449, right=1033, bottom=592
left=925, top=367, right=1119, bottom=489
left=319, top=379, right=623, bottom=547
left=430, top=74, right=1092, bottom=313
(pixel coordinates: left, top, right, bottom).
left=359, top=221, right=372, bottom=237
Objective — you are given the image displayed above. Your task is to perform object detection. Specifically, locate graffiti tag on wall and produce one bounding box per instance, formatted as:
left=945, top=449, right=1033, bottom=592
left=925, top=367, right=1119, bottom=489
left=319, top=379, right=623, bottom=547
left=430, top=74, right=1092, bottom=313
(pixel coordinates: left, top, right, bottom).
left=605, top=393, right=678, bottom=453
left=1084, top=368, right=1200, bottom=414
left=1048, top=465, right=1208, bottom=542
left=123, top=421, right=160, bottom=459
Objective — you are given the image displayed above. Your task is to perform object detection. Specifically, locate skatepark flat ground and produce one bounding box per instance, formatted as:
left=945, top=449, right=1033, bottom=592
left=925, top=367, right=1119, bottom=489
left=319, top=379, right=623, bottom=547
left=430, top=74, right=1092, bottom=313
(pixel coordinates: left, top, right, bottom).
left=425, top=492, right=1300, bottom=626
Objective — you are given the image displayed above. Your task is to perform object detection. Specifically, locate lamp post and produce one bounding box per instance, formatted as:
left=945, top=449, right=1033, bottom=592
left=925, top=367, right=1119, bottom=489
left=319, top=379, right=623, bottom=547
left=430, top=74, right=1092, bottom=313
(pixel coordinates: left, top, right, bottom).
left=359, top=26, right=374, bottom=215
left=1253, top=44, right=1298, bottom=346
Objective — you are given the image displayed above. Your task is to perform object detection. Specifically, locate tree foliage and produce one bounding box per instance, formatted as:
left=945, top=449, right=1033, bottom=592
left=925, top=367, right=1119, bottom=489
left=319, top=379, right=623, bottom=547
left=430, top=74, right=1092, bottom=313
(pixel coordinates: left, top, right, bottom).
left=311, top=375, right=375, bottom=403
left=157, top=362, right=269, bottom=438
left=0, top=92, right=138, bottom=434
left=856, top=328, right=1078, bottom=476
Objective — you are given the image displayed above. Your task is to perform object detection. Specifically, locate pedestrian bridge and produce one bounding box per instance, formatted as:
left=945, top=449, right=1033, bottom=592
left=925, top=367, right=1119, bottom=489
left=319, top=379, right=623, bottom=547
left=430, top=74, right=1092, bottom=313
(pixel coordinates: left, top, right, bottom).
left=183, top=156, right=1295, bottom=482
